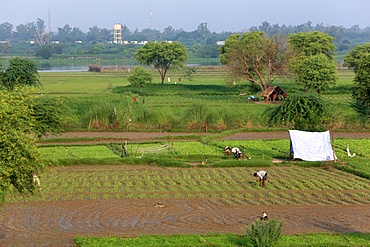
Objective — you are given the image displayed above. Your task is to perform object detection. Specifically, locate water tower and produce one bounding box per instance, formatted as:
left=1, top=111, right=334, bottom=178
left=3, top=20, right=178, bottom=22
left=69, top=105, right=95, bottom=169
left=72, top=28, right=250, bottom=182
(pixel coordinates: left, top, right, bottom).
left=113, top=23, right=123, bottom=44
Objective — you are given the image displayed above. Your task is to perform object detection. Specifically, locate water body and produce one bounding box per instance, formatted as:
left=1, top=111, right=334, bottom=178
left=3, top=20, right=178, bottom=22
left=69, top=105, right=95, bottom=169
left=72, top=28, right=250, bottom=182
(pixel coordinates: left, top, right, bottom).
left=38, top=65, right=89, bottom=72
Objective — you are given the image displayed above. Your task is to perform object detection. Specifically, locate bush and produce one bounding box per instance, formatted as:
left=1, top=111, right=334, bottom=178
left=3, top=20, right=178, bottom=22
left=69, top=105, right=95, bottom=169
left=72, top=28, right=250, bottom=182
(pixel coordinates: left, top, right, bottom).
left=88, top=64, right=102, bottom=72
left=246, top=219, right=284, bottom=247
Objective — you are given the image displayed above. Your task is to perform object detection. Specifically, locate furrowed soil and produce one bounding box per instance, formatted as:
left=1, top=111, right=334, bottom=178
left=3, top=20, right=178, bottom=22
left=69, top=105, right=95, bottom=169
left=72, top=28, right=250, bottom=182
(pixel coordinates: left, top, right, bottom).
left=1, top=131, right=370, bottom=247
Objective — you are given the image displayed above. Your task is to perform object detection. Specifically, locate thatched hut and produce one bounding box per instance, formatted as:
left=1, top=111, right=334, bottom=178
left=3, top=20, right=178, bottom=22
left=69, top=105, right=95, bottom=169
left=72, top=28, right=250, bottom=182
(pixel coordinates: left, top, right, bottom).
left=261, top=86, right=286, bottom=101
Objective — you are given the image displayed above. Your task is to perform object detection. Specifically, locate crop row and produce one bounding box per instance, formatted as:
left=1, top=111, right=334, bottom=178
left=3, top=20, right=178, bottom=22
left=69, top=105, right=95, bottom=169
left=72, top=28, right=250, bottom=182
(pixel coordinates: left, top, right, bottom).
left=7, top=166, right=370, bottom=206
left=40, top=146, right=120, bottom=160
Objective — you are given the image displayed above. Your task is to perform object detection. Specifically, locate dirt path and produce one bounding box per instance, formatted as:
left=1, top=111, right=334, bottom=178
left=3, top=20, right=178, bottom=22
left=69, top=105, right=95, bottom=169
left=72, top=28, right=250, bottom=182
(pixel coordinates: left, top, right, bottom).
left=1, top=199, right=370, bottom=247
left=1, top=131, right=369, bottom=246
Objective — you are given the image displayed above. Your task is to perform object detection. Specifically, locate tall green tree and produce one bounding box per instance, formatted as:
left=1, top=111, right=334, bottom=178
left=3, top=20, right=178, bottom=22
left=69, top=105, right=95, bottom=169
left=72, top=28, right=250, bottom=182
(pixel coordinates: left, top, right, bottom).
left=0, top=57, right=41, bottom=90
left=288, top=31, right=336, bottom=59
left=289, top=31, right=337, bottom=94
left=127, top=66, right=153, bottom=93
left=348, top=53, right=370, bottom=115
left=289, top=54, right=337, bottom=93
left=0, top=88, right=45, bottom=200
left=135, top=41, right=187, bottom=84
left=344, top=43, right=370, bottom=72
left=219, top=31, right=292, bottom=91
left=344, top=44, right=370, bottom=115
left=36, top=44, right=54, bottom=59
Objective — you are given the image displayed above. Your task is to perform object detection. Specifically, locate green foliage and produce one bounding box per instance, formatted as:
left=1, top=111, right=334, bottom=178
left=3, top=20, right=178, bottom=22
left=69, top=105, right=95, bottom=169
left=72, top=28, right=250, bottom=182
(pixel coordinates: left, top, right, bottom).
left=266, top=93, right=327, bottom=131
left=0, top=88, right=45, bottom=199
left=288, top=32, right=337, bottom=94
left=219, top=31, right=292, bottom=91
left=136, top=41, right=187, bottom=84
left=36, top=45, right=54, bottom=59
left=32, top=97, right=64, bottom=137
left=87, top=99, right=133, bottom=130
left=290, top=54, right=337, bottom=93
left=182, top=67, right=197, bottom=81
left=246, top=219, right=284, bottom=247
left=0, top=57, right=41, bottom=90
left=74, top=232, right=370, bottom=247
left=289, top=31, right=336, bottom=59
left=347, top=52, right=370, bottom=114
left=344, top=43, right=370, bottom=71
left=127, top=66, right=153, bottom=92
left=184, top=103, right=216, bottom=131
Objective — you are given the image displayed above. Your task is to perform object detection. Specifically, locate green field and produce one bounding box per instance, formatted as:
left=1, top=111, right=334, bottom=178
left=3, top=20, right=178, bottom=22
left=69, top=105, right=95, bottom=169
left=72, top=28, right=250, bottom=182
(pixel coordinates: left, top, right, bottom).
left=32, top=68, right=368, bottom=132
left=5, top=67, right=370, bottom=246
left=10, top=165, right=370, bottom=205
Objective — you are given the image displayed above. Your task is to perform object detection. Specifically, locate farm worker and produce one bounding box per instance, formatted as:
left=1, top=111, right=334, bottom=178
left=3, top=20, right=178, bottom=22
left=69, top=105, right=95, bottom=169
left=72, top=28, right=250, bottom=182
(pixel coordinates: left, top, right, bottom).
left=259, top=211, right=268, bottom=220
left=232, top=147, right=241, bottom=159
left=33, top=173, right=41, bottom=189
left=224, top=146, right=231, bottom=156
left=254, top=170, right=267, bottom=187
left=262, top=212, right=268, bottom=220
left=121, top=144, right=127, bottom=157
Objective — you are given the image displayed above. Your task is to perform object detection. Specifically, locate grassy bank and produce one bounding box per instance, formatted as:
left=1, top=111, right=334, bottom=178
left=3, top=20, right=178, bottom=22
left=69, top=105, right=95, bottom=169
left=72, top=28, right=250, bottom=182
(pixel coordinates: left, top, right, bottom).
left=75, top=232, right=370, bottom=247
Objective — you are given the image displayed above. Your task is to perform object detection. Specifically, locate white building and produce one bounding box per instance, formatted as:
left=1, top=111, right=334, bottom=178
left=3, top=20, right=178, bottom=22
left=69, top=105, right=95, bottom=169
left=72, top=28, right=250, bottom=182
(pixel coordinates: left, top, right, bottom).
left=113, top=23, right=123, bottom=44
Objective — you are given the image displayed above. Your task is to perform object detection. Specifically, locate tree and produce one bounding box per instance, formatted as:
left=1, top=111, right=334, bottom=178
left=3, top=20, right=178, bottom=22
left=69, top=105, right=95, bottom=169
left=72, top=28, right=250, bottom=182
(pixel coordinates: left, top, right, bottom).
left=289, top=54, right=337, bottom=94
left=0, top=88, right=45, bottom=200
left=127, top=66, right=152, bottom=93
left=36, top=44, right=54, bottom=59
left=349, top=53, right=370, bottom=115
left=289, top=31, right=337, bottom=93
left=34, top=18, right=47, bottom=45
left=135, top=41, right=187, bottom=84
left=288, top=31, right=336, bottom=59
left=266, top=93, right=327, bottom=131
left=0, top=57, right=41, bottom=90
left=344, top=44, right=370, bottom=115
left=0, top=22, right=13, bottom=40
left=344, top=43, right=370, bottom=71
left=219, top=31, right=292, bottom=91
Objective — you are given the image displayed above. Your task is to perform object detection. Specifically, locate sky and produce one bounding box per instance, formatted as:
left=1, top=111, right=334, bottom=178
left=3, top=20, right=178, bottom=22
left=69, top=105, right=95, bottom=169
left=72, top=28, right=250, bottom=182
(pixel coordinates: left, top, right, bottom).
left=1, top=0, right=370, bottom=33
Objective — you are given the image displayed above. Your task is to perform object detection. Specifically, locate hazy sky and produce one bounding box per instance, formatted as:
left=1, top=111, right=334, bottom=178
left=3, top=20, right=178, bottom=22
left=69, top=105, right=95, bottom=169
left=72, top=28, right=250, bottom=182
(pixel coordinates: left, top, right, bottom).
left=1, top=0, right=369, bottom=32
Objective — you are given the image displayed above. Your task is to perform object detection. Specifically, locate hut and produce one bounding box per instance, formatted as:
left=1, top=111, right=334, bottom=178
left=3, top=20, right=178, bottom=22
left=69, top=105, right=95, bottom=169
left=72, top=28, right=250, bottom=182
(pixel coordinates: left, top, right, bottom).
left=261, top=86, right=286, bottom=101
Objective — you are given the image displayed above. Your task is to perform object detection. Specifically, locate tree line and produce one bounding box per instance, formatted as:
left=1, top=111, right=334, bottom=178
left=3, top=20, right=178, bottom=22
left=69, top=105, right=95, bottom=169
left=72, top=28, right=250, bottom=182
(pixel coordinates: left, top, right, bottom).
left=1, top=19, right=370, bottom=58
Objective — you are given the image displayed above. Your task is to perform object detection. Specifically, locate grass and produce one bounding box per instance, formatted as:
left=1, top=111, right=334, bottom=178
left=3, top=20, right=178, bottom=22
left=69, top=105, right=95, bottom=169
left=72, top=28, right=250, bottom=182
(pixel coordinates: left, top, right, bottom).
left=32, top=67, right=369, bottom=132
left=75, top=232, right=370, bottom=247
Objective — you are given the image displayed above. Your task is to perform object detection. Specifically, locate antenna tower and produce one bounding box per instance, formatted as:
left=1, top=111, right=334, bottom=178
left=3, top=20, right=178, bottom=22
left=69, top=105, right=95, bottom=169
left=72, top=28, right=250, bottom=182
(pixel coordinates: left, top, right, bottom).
left=148, top=0, right=153, bottom=29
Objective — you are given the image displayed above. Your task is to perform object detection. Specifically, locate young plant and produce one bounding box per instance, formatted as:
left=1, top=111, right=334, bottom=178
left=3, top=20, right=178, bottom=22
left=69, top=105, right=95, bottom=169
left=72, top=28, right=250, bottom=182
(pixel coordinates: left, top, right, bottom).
left=246, top=218, right=284, bottom=247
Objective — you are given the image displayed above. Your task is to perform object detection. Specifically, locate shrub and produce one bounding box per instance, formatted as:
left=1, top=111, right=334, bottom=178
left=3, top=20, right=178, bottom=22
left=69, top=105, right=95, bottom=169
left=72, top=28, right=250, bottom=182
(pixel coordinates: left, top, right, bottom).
left=246, top=219, right=284, bottom=247
left=88, top=64, right=102, bottom=72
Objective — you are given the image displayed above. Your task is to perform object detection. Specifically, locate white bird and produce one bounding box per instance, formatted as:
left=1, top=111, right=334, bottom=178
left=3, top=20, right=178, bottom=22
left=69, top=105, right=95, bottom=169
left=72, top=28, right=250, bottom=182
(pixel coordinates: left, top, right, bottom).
left=346, top=144, right=356, bottom=157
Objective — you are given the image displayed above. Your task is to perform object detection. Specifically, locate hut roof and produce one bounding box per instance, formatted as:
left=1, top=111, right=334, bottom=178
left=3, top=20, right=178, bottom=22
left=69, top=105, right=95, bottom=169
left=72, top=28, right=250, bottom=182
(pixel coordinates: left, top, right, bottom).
left=261, top=86, right=285, bottom=97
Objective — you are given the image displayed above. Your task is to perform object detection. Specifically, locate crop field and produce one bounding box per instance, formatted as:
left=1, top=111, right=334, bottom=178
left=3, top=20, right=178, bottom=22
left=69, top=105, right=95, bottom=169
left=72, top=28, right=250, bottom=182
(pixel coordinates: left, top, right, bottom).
left=39, top=137, right=370, bottom=162
left=5, top=165, right=370, bottom=205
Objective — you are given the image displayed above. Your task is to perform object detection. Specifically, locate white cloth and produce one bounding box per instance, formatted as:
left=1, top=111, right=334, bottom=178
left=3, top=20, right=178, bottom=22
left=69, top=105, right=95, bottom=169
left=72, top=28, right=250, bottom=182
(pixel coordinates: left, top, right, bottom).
left=256, top=170, right=267, bottom=180
left=289, top=130, right=335, bottom=161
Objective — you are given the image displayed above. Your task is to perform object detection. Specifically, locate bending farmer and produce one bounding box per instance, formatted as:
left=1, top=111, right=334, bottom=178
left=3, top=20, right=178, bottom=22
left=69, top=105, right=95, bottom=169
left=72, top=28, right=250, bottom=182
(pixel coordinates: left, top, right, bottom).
left=254, top=170, right=267, bottom=187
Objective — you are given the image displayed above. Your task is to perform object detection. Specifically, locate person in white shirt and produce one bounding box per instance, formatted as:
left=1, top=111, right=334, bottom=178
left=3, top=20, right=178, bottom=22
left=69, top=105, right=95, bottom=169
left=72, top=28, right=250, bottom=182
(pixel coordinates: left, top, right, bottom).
left=254, top=170, right=267, bottom=187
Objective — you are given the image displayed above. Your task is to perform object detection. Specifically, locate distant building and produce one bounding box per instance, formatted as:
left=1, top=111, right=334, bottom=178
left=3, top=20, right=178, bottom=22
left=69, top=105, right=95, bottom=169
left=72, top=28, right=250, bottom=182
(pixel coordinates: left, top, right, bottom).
left=113, top=23, right=123, bottom=44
